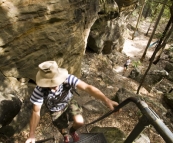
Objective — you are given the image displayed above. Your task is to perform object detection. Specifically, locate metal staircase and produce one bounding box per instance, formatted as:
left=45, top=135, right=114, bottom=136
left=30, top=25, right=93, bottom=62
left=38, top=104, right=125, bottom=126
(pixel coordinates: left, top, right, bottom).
left=74, top=133, right=107, bottom=143
left=34, top=133, right=107, bottom=143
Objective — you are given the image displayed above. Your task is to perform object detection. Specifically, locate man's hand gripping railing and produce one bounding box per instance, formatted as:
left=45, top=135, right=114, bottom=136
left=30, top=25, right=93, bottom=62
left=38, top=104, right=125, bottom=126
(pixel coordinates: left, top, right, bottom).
left=84, top=97, right=133, bottom=132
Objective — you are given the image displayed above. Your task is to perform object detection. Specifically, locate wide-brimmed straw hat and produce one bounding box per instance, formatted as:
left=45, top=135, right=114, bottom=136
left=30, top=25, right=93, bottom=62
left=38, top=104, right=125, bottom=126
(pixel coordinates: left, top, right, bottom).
left=36, top=61, right=68, bottom=87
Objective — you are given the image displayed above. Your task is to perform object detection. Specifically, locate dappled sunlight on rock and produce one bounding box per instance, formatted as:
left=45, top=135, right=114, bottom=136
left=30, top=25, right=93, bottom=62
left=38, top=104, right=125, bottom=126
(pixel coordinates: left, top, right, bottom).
left=1, top=1, right=19, bottom=19
left=113, top=66, right=124, bottom=73
left=0, top=38, right=4, bottom=47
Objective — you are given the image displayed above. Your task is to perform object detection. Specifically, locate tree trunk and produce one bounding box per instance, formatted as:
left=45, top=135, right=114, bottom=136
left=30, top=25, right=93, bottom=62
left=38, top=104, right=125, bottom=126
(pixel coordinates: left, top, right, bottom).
left=152, top=16, right=172, bottom=54
left=140, top=0, right=168, bottom=62
left=143, top=3, right=150, bottom=19
left=153, top=4, right=173, bottom=64
left=136, top=0, right=170, bottom=94
left=132, top=0, right=146, bottom=40
left=153, top=23, right=173, bottom=64
left=145, top=5, right=159, bottom=36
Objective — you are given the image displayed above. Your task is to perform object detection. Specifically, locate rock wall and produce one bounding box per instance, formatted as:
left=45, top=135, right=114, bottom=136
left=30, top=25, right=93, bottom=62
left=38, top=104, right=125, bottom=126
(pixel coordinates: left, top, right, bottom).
left=0, top=0, right=137, bottom=81
left=0, top=0, right=97, bottom=80
left=87, top=0, right=137, bottom=54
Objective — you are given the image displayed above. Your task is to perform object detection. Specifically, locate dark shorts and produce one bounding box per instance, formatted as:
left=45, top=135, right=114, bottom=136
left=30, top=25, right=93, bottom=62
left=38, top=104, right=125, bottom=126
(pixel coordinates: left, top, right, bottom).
left=50, top=99, right=83, bottom=129
left=124, top=64, right=128, bottom=69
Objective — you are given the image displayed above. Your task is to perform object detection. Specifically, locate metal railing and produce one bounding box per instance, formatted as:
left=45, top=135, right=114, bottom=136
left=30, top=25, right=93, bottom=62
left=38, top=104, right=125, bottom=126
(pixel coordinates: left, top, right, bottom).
left=85, top=97, right=173, bottom=143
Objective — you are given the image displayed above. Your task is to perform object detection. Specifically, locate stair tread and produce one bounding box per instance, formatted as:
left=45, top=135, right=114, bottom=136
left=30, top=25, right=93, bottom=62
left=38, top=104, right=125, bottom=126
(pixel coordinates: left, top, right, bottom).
left=60, top=133, right=107, bottom=143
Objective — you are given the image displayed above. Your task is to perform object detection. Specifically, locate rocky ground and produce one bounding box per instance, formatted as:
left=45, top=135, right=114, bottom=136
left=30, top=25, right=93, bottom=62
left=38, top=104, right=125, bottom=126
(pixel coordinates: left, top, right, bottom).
left=10, top=18, right=173, bottom=143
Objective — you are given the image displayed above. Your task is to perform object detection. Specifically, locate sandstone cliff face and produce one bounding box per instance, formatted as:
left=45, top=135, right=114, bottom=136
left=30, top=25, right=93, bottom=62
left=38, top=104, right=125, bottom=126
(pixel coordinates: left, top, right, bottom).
left=0, top=0, right=137, bottom=81
left=87, top=0, right=137, bottom=54
left=1, top=0, right=95, bottom=80
left=0, top=0, right=138, bottom=134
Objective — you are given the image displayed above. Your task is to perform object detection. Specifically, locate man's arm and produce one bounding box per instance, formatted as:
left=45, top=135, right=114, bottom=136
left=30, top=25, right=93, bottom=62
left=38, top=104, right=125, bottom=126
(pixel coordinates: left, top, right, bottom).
left=76, top=80, right=119, bottom=110
left=25, top=104, right=42, bottom=143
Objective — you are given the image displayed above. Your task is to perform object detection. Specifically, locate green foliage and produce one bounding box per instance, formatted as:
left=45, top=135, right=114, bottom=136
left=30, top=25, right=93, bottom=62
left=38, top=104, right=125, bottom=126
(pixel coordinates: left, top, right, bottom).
left=168, top=45, right=173, bottom=52
left=157, top=3, right=171, bottom=18
left=132, top=10, right=139, bottom=17
left=136, top=111, right=143, bottom=117
left=162, top=6, right=171, bottom=17
left=99, top=0, right=118, bottom=14
left=132, top=60, right=141, bottom=69
left=155, top=32, right=163, bottom=39
left=99, top=0, right=106, bottom=3
left=144, top=0, right=171, bottom=19
left=169, top=37, right=173, bottom=43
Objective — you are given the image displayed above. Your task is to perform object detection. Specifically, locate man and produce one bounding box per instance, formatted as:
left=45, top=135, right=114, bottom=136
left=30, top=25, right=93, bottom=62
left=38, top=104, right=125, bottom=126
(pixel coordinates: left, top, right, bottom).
left=123, top=56, right=131, bottom=72
left=25, top=61, right=119, bottom=143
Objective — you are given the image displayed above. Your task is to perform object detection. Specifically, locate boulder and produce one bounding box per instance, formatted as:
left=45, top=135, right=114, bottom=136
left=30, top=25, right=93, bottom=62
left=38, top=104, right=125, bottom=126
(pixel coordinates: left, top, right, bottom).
left=167, top=70, right=173, bottom=82
left=164, top=62, right=173, bottom=72
left=164, top=92, right=173, bottom=109
left=114, top=88, right=139, bottom=111
left=128, top=69, right=168, bottom=92
left=82, top=100, right=109, bottom=114
left=0, top=93, right=22, bottom=127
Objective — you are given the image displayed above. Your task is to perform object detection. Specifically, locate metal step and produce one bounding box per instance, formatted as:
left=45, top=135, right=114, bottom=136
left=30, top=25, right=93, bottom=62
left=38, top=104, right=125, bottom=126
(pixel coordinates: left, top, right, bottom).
left=76, top=133, right=107, bottom=143
left=60, top=133, right=108, bottom=143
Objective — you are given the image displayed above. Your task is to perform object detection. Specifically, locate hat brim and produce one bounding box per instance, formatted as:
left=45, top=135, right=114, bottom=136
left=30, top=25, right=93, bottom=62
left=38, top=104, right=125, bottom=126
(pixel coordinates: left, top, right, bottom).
left=36, top=68, right=68, bottom=87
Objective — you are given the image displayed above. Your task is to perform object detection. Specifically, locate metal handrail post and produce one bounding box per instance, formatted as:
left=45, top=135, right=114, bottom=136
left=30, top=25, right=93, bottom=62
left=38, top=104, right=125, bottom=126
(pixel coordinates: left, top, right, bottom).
left=139, top=103, right=173, bottom=143
left=130, top=98, right=173, bottom=143
left=124, top=116, right=150, bottom=143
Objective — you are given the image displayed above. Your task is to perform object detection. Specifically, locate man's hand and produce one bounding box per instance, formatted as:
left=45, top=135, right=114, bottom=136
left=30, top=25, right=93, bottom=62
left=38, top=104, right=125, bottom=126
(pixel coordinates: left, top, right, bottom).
left=25, top=137, right=35, bottom=143
left=105, top=99, right=121, bottom=114
left=106, top=99, right=119, bottom=110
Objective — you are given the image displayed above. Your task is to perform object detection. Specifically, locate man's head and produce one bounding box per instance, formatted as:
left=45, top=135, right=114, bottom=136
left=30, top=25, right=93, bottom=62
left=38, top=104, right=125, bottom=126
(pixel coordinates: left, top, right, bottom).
left=36, top=61, right=68, bottom=87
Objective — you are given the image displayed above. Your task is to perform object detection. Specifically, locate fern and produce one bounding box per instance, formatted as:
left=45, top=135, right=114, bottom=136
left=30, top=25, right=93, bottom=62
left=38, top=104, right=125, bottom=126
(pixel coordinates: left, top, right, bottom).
left=132, top=60, right=141, bottom=69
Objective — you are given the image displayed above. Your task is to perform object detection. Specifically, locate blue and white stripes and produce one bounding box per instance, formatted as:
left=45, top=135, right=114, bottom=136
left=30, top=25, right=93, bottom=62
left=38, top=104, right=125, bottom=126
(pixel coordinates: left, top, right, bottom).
left=30, top=74, right=80, bottom=111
